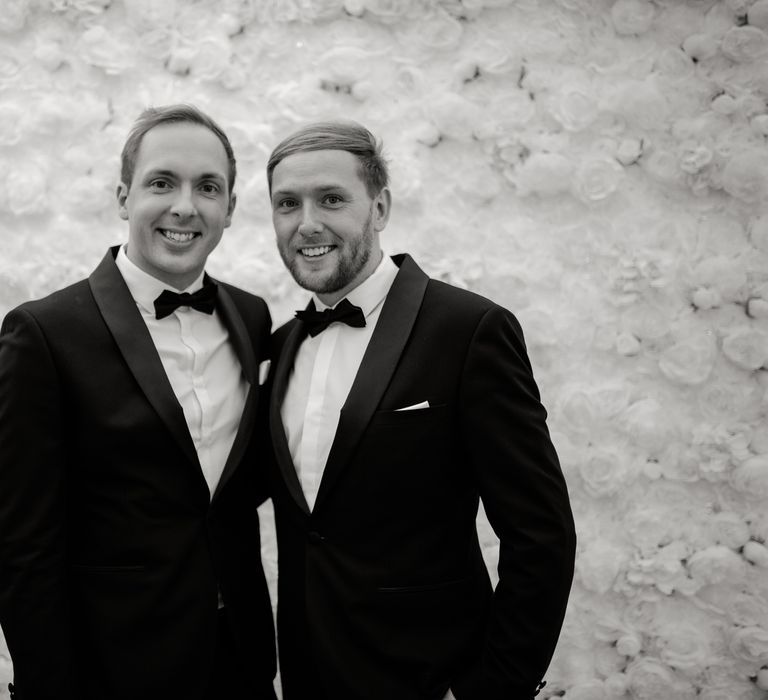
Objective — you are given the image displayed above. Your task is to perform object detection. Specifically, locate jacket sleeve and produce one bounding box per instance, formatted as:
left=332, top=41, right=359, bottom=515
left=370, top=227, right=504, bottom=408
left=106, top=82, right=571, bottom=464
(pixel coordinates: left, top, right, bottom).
left=0, top=308, right=77, bottom=699
left=452, top=305, right=576, bottom=700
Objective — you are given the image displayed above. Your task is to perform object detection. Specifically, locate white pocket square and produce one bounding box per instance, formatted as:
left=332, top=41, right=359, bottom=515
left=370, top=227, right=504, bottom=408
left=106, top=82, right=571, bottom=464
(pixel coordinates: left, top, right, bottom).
left=258, top=359, right=271, bottom=386
left=395, top=400, right=430, bottom=411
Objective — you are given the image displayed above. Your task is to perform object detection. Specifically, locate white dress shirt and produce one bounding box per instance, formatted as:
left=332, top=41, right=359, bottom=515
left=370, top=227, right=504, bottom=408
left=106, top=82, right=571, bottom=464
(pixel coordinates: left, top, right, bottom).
left=115, top=245, right=247, bottom=499
left=281, top=254, right=399, bottom=511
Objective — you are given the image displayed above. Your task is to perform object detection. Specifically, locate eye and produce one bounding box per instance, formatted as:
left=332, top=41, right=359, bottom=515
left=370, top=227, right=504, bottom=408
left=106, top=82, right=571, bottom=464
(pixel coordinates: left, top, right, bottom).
left=149, top=179, right=171, bottom=191
left=200, top=181, right=220, bottom=194
left=323, top=194, right=344, bottom=206
left=275, top=198, right=298, bottom=210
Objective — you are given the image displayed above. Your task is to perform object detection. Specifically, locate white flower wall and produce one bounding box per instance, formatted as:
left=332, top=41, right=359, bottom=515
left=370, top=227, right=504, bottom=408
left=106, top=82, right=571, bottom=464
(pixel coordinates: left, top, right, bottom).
left=1, top=0, right=767, bottom=697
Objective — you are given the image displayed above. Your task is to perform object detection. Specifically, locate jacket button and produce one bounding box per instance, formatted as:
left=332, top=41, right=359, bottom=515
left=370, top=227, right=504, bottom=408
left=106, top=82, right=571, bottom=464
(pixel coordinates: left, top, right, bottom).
left=308, top=531, right=325, bottom=544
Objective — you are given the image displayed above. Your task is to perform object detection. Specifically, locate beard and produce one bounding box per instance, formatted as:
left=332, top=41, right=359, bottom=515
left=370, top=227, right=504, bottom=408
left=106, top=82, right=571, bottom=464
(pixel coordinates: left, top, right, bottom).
left=282, top=207, right=375, bottom=295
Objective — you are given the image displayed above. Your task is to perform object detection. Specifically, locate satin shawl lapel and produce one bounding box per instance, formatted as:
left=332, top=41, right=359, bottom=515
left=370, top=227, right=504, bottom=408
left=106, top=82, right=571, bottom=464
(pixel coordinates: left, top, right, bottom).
left=269, top=321, right=311, bottom=514
left=313, top=254, right=429, bottom=512
left=88, top=247, right=199, bottom=468
left=212, top=282, right=259, bottom=502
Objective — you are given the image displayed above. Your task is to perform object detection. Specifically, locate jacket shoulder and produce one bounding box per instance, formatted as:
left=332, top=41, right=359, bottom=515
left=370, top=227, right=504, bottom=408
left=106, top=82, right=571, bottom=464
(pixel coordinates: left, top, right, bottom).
left=424, top=277, right=503, bottom=317
left=5, top=278, right=92, bottom=323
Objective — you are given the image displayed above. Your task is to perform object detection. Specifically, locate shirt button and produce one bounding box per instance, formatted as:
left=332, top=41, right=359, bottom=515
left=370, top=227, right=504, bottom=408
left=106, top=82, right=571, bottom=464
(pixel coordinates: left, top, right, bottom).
left=307, top=531, right=325, bottom=544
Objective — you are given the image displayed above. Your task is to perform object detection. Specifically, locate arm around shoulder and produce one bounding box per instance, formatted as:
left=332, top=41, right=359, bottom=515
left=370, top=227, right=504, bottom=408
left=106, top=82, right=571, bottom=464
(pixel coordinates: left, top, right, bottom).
left=454, top=304, right=576, bottom=700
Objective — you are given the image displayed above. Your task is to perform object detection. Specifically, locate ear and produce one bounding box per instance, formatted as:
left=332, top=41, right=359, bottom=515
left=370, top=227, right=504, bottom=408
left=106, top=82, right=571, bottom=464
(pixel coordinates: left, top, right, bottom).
left=372, top=187, right=391, bottom=232
left=224, top=192, right=237, bottom=229
left=116, top=182, right=129, bottom=221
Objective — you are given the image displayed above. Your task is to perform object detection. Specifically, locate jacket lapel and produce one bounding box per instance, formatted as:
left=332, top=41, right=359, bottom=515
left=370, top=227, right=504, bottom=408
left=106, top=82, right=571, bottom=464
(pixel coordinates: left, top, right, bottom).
left=88, top=247, right=199, bottom=468
left=211, top=283, right=259, bottom=502
left=270, top=321, right=312, bottom=514
left=313, top=254, right=429, bottom=511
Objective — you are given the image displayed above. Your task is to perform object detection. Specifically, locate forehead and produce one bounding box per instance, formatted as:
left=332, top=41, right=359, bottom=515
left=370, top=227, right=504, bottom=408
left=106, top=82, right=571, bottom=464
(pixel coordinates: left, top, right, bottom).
left=271, top=149, right=364, bottom=192
left=134, top=122, right=229, bottom=179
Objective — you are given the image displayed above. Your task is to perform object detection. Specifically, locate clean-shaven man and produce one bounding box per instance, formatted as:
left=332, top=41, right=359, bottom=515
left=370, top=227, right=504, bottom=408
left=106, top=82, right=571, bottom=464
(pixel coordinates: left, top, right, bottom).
left=265, top=121, right=576, bottom=700
left=0, top=105, right=276, bottom=700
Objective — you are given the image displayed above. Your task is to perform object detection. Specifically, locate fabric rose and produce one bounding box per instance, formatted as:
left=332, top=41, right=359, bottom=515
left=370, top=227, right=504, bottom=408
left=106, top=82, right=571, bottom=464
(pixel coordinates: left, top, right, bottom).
left=728, top=626, right=768, bottom=664
left=404, top=10, right=463, bottom=50
left=474, top=92, right=536, bottom=140
left=687, top=545, right=747, bottom=587
left=0, top=0, right=30, bottom=33
left=122, top=0, right=177, bottom=29
left=471, top=40, right=522, bottom=76
left=709, top=512, right=750, bottom=549
left=654, top=621, right=715, bottom=670
left=578, top=449, right=628, bottom=497
left=549, top=84, right=598, bottom=132
left=293, top=0, right=345, bottom=21
left=576, top=541, right=626, bottom=594
left=33, top=38, right=66, bottom=71
left=682, top=33, right=720, bottom=62
left=749, top=214, right=768, bottom=253
left=720, top=151, right=768, bottom=203
left=690, top=257, right=747, bottom=305
left=730, top=455, right=768, bottom=499
left=359, top=0, right=419, bottom=23
left=610, top=77, right=669, bottom=130
left=423, top=92, right=481, bottom=141
left=642, top=149, right=685, bottom=186
left=721, top=26, right=768, bottom=63
left=625, top=658, right=695, bottom=700
left=4, top=162, right=48, bottom=217
left=616, top=137, right=643, bottom=165
left=679, top=141, right=713, bottom=174
left=620, top=397, right=676, bottom=450
left=658, top=331, right=717, bottom=385
left=750, top=0, right=768, bottom=30
left=750, top=114, right=768, bottom=136
left=626, top=540, right=692, bottom=594
left=572, top=157, right=625, bottom=203
left=743, top=541, right=768, bottom=567
left=0, top=103, right=25, bottom=146
left=721, top=328, right=768, bottom=371
left=513, top=152, right=573, bottom=197
left=77, top=25, right=137, bottom=74
left=50, top=0, right=111, bottom=12
left=565, top=680, right=606, bottom=700
left=611, top=0, right=655, bottom=36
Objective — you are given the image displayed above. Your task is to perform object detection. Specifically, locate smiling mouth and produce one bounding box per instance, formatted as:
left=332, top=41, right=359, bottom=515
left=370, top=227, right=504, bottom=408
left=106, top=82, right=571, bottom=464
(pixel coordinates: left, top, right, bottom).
left=159, top=229, right=200, bottom=243
left=300, top=245, right=336, bottom=258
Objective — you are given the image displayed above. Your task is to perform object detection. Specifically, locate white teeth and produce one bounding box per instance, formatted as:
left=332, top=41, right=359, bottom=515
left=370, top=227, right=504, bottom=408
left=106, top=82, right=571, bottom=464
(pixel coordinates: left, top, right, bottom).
left=161, top=230, right=197, bottom=242
left=302, top=246, right=332, bottom=257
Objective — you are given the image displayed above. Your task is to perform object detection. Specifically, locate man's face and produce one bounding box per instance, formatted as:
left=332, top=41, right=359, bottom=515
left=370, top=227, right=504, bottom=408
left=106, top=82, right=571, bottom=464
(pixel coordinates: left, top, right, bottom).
left=270, top=149, right=390, bottom=306
left=117, top=122, right=235, bottom=290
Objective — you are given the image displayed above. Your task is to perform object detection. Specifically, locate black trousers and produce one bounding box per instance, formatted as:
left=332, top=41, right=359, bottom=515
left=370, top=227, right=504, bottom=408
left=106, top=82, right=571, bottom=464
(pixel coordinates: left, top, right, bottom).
left=207, top=607, right=277, bottom=700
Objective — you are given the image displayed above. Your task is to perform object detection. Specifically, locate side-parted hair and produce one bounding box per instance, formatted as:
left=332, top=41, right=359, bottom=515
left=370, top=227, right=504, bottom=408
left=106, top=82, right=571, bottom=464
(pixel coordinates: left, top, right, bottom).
left=266, top=121, right=389, bottom=198
left=120, top=104, right=237, bottom=193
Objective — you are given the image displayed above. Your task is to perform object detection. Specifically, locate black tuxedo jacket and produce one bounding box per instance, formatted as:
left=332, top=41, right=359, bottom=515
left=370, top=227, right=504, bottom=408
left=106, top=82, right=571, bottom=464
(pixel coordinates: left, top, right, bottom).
left=0, top=248, right=276, bottom=700
left=268, top=254, right=576, bottom=700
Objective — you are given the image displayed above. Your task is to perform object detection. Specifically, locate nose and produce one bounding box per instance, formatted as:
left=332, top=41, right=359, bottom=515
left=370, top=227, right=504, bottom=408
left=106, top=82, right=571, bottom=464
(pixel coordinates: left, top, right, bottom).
left=297, top=203, right=321, bottom=236
left=170, top=184, right=197, bottom=218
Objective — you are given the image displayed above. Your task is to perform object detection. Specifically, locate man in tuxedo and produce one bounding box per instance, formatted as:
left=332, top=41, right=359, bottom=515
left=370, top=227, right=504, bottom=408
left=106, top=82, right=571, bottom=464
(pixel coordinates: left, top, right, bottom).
left=265, top=121, right=577, bottom=700
left=0, top=105, right=276, bottom=700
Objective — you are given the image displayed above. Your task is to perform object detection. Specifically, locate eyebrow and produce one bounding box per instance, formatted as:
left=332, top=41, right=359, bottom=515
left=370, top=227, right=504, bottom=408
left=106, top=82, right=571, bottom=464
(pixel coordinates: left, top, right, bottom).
left=144, top=169, right=226, bottom=183
left=271, top=184, right=348, bottom=198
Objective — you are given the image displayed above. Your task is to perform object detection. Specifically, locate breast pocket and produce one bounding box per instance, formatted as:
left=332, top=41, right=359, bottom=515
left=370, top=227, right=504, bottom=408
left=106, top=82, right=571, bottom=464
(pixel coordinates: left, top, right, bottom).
left=368, top=403, right=449, bottom=428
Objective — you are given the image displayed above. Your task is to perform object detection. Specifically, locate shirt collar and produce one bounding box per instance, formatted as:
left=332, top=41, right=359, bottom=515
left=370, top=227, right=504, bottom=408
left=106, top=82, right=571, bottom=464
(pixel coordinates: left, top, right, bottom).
left=313, top=253, right=398, bottom=319
left=115, top=244, right=206, bottom=315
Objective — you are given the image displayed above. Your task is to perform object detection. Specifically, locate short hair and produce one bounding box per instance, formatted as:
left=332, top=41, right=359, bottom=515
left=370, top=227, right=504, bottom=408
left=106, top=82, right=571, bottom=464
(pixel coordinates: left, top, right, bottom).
left=266, top=121, right=389, bottom=198
left=120, top=104, right=236, bottom=193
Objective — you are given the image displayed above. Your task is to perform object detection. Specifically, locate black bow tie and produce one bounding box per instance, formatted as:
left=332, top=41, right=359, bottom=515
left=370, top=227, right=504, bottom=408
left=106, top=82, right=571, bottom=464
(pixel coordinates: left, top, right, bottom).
left=295, top=298, right=366, bottom=337
left=154, top=282, right=218, bottom=320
